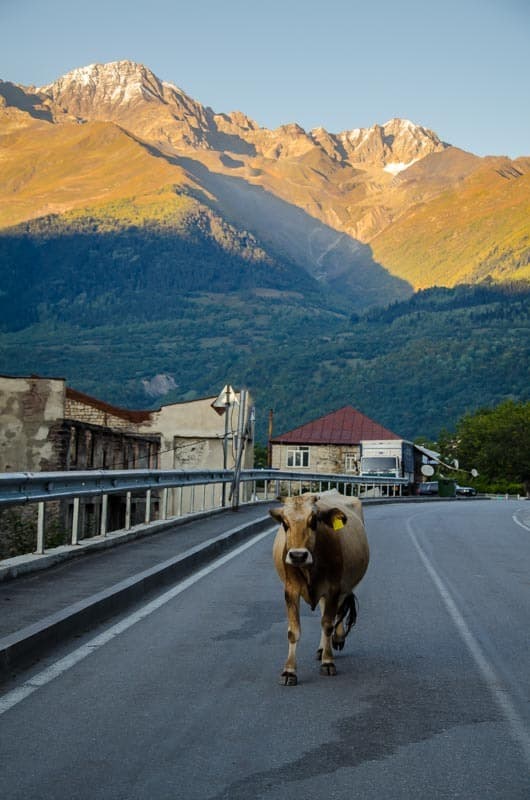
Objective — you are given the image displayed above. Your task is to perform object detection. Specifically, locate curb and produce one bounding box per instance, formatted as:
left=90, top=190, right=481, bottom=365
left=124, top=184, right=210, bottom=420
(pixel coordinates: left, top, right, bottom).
left=0, top=514, right=273, bottom=682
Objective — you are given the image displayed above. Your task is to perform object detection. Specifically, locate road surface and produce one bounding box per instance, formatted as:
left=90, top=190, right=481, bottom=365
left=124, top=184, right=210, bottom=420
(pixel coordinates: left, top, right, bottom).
left=1, top=500, right=529, bottom=799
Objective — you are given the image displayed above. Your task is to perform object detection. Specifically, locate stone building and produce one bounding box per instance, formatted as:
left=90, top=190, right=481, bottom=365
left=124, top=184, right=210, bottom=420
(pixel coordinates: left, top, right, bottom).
left=0, top=376, right=160, bottom=474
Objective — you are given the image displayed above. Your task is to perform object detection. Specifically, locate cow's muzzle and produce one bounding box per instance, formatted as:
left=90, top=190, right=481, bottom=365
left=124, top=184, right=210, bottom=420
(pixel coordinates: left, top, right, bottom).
left=286, top=548, right=313, bottom=566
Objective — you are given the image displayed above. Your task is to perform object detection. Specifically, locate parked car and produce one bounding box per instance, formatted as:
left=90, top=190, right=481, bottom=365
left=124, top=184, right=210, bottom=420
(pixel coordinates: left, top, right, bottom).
left=456, top=485, right=477, bottom=496
left=418, top=481, right=438, bottom=495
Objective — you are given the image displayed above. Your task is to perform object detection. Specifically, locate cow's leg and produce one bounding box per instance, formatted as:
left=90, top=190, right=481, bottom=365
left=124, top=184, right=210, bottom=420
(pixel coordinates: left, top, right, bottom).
left=319, top=593, right=340, bottom=676
left=332, top=592, right=358, bottom=651
left=332, top=595, right=347, bottom=651
left=316, top=598, right=327, bottom=661
left=281, top=590, right=301, bottom=686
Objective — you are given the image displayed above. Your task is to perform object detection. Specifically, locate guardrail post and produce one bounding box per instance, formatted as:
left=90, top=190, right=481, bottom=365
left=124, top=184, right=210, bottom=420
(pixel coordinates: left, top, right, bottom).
left=161, top=488, right=168, bottom=520
left=177, top=487, right=183, bottom=517
left=100, top=494, right=108, bottom=537
left=125, top=492, right=132, bottom=530
left=145, top=489, right=151, bottom=524
left=36, top=501, right=45, bottom=554
left=72, top=497, right=80, bottom=545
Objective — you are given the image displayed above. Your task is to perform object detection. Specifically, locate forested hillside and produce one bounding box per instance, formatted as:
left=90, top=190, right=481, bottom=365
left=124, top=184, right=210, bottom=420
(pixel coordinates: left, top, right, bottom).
left=1, top=281, right=528, bottom=443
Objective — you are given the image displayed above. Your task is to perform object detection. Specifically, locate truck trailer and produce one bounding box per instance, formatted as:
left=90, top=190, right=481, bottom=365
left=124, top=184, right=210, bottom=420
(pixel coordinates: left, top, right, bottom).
left=359, top=439, right=415, bottom=487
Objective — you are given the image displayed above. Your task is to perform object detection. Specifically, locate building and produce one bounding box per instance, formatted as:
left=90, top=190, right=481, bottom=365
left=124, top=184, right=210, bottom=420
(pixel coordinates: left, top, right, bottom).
left=0, top=375, right=253, bottom=475
left=270, top=405, right=402, bottom=475
left=0, top=375, right=253, bottom=545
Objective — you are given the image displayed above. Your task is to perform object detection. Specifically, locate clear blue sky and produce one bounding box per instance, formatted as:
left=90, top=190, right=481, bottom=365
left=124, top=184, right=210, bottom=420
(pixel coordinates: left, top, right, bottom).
left=2, top=0, right=529, bottom=158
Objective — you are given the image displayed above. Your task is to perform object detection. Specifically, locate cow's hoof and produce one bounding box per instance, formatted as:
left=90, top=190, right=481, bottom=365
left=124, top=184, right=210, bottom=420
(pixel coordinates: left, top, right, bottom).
left=320, top=663, right=337, bottom=677
left=315, top=648, right=323, bottom=661
left=332, top=636, right=345, bottom=651
left=280, top=671, right=298, bottom=686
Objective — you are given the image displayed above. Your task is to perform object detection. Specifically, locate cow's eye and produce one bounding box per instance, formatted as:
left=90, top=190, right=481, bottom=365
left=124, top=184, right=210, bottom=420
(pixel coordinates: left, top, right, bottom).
left=282, top=520, right=290, bottom=532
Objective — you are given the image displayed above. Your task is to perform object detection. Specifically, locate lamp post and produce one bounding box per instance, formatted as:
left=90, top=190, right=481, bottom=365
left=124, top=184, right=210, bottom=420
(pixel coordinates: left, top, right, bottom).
left=212, top=384, right=238, bottom=506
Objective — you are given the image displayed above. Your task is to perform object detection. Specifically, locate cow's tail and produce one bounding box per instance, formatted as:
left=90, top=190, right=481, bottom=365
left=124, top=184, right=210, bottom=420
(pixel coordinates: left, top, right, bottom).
left=336, top=592, right=358, bottom=637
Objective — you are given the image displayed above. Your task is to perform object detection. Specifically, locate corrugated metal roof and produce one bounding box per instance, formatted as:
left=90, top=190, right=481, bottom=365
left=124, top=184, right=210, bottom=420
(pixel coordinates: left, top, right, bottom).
left=270, top=406, right=401, bottom=445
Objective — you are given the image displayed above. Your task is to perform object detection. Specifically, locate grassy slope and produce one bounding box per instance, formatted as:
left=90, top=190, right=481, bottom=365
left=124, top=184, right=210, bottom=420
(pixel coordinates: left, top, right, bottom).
left=0, top=120, right=195, bottom=228
left=370, top=158, right=530, bottom=288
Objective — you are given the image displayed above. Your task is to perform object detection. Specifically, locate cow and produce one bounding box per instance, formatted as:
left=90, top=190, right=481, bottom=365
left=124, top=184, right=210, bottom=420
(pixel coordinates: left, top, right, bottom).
left=270, top=489, right=369, bottom=686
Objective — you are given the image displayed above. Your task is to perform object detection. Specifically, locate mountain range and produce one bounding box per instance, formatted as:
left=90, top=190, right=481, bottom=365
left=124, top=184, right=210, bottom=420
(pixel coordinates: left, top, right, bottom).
left=0, top=61, right=529, bottom=440
left=2, top=60, right=529, bottom=299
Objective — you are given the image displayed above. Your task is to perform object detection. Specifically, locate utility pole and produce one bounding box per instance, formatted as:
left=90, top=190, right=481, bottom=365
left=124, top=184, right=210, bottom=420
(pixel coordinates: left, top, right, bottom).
left=267, top=408, right=274, bottom=468
left=231, top=389, right=248, bottom=511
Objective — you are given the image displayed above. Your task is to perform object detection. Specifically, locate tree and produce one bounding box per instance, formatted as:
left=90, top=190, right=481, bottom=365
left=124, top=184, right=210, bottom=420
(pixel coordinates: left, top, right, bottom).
left=451, top=400, right=530, bottom=496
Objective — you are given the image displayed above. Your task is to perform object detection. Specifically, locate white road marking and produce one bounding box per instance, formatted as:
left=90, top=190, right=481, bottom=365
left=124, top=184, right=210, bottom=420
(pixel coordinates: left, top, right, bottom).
left=407, top=514, right=530, bottom=769
left=0, top=526, right=275, bottom=717
left=512, top=510, right=530, bottom=532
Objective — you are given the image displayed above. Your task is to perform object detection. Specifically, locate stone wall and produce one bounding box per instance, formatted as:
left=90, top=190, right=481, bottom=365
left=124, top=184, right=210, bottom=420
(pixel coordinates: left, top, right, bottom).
left=0, top=376, right=65, bottom=472
left=64, top=397, right=140, bottom=432
left=271, top=443, right=361, bottom=474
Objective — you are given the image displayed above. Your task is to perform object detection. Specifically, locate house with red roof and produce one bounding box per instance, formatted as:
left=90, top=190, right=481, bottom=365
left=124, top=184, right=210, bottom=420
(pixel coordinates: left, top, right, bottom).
left=269, top=405, right=404, bottom=476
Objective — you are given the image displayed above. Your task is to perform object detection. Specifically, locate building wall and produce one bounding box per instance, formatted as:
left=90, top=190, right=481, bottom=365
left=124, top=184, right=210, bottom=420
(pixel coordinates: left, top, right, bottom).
left=139, top=394, right=253, bottom=472
left=64, top=397, right=138, bottom=432
left=271, top=443, right=361, bottom=475
left=0, top=376, right=66, bottom=472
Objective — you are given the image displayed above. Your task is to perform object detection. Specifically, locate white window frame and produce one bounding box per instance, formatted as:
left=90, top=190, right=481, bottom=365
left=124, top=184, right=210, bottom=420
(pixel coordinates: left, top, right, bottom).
left=286, top=445, right=310, bottom=468
left=344, top=453, right=357, bottom=472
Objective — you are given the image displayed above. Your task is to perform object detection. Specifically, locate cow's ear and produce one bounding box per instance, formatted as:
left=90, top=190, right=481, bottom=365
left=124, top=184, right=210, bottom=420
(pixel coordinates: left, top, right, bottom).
left=270, top=507, right=289, bottom=531
left=319, top=508, right=347, bottom=530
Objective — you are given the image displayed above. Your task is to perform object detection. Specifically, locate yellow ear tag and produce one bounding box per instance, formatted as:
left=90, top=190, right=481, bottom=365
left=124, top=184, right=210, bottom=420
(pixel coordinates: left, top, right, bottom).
left=333, top=518, right=345, bottom=531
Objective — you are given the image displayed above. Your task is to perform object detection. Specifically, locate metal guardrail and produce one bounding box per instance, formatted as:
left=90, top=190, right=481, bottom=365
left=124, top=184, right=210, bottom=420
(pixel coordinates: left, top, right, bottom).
left=0, top=468, right=408, bottom=558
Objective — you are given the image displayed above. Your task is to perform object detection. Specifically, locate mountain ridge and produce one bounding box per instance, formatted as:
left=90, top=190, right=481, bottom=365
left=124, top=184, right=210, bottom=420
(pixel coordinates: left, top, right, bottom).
left=1, top=59, right=529, bottom=298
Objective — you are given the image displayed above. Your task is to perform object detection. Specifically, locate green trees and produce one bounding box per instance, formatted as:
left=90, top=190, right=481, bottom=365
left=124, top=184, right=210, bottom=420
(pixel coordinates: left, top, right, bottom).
left=443, top=401, right=530, bottom=496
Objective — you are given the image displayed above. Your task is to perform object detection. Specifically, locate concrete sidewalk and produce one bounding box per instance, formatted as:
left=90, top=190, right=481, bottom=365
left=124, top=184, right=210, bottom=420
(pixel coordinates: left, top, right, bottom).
left=0, top=504, right=275, bottom=682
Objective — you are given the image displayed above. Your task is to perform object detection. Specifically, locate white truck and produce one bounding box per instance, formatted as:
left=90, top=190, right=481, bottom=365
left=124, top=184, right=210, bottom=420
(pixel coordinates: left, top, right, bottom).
left=359, top=439, right=415, bottom=486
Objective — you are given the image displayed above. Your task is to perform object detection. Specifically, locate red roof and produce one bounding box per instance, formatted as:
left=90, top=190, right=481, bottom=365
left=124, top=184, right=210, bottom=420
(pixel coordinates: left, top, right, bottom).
left=270, top=406, right=401, bottom=445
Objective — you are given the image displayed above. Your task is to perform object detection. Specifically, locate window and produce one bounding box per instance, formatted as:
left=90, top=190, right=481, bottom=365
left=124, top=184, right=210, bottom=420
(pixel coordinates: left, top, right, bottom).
left=344, top=453, right=357, bottom=472
left=287, top=446, right=310, bottom=468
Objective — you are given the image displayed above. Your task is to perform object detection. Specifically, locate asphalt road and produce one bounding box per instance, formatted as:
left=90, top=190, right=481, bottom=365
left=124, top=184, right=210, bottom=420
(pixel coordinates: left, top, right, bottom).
left=1, top=500, right=529, bottom=800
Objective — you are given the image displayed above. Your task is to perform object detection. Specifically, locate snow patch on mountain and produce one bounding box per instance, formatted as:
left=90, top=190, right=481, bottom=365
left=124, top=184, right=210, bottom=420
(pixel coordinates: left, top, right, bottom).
left=384, top=159, right=418, bottom=175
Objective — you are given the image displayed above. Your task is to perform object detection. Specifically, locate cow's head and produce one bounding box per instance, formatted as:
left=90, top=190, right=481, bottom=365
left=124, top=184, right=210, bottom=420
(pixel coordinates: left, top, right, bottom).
left=270, top=495, right=347, bottom=567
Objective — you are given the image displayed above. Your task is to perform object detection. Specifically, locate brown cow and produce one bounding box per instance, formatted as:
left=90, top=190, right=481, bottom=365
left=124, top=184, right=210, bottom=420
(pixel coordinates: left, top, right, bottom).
left=270, top=489, right=369, bottom=685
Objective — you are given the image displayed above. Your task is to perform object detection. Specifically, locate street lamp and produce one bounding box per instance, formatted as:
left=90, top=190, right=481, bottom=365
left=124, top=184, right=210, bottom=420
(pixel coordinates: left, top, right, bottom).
left=212, top=384, right=238, bottom=506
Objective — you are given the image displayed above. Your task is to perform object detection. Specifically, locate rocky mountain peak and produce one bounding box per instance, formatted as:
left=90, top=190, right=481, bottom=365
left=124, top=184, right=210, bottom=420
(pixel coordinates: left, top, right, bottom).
left=36, top=60, right=213, bottom=149
left=336, top=117, right=448, bottom=170
left=39, top=60, right=183, bottom=113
